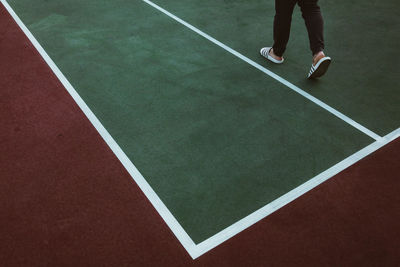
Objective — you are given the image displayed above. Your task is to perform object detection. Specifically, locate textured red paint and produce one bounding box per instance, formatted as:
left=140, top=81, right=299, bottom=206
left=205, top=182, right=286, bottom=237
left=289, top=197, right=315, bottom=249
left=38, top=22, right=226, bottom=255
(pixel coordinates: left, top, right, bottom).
left=1, top=4, right=399, bottom=266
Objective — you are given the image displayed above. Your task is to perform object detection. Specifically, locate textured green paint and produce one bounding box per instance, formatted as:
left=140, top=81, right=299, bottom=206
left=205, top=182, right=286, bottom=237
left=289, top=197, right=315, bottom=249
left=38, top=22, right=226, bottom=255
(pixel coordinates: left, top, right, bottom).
left=153, top=0, right=400, bottom=136
left=8, top=0, right=372, bottom=243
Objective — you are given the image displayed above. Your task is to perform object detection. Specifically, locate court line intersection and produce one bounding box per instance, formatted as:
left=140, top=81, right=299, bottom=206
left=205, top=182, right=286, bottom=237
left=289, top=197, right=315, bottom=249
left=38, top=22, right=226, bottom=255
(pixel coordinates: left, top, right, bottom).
left=3, top=0, right=399, bottom=259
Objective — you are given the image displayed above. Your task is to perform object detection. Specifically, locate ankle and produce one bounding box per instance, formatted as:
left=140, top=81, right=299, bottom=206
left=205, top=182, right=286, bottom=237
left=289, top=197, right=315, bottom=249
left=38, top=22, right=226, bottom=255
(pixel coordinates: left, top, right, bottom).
left=270, top=49, right=283, bottom=60
left=313, top=51, right=325, bottom=64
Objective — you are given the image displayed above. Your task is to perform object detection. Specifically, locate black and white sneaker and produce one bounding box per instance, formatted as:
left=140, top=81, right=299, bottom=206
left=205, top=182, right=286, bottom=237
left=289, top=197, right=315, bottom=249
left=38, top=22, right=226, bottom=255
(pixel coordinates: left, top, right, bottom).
left=307, top=57, right=331, bottom=79
left=260, top=47, right=284, bottom=64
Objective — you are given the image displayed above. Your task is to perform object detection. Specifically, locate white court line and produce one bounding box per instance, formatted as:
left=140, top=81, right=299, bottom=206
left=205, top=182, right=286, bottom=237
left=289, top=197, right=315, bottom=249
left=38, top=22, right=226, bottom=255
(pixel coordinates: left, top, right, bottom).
left=141, top=0, right=382, bottom=142
left=3, top=0, right=399, bottom=260
left=191, top=128, right=400, bottom=258
left=0, top=0, right=197, bottom=258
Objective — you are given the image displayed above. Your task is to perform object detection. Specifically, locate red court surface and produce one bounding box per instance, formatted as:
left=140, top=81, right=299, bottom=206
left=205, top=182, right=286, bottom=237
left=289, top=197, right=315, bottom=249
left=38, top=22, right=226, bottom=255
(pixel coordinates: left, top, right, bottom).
left=1, top=5, right=399, bottom=266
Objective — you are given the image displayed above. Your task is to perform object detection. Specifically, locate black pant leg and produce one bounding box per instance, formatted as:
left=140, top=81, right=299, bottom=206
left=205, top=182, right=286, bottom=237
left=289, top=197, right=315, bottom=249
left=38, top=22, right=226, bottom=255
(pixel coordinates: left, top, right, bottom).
left=272, top=0, right=298, bottom=57
left=298, top=0, right=324, bottom=55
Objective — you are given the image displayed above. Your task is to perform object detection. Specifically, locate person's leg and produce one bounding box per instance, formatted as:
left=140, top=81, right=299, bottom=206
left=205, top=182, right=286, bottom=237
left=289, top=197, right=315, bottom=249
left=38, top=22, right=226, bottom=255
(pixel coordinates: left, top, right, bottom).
left=298, top=0, right=324, bottom=58
left=298, top=0, right=331, bottom=78
left=272, top=0, right=298, bottom=57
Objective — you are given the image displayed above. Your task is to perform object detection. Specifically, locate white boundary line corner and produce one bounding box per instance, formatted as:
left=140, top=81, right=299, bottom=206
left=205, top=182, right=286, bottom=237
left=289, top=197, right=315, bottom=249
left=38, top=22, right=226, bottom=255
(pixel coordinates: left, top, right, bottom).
left=0, top=0, right=198, bottom=259
left=190, top=127, right=400, bottom=259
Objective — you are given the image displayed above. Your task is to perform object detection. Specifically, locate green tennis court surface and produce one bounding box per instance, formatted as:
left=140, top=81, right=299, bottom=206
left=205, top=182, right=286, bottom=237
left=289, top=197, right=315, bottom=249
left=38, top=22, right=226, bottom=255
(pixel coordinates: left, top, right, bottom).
left=7, top=0, right=399, bottom=245
left=153, top=0, right=400, bottom=135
